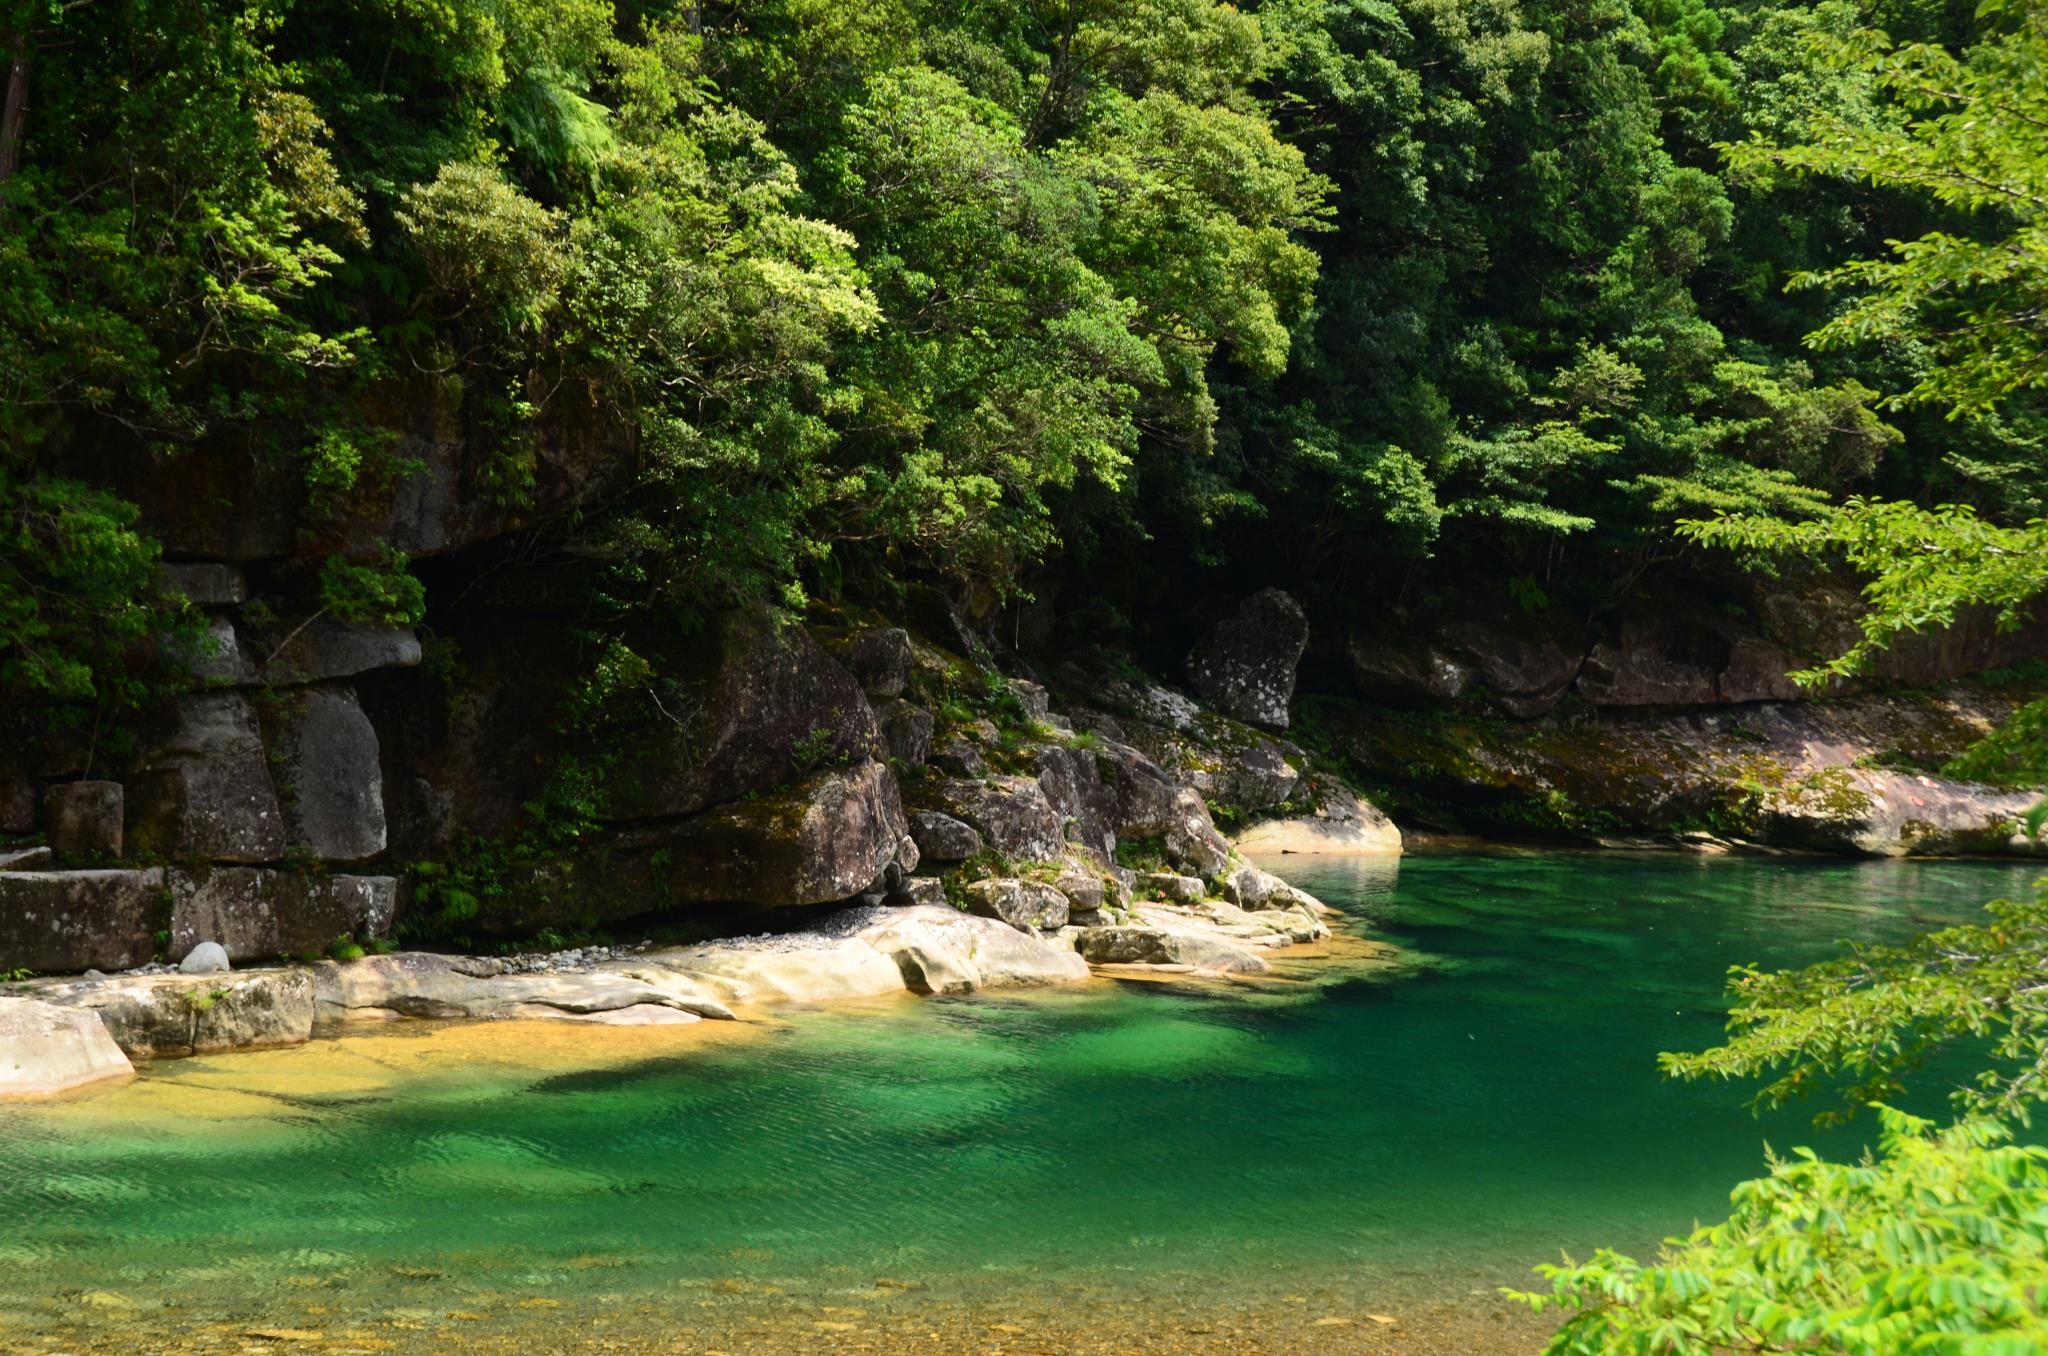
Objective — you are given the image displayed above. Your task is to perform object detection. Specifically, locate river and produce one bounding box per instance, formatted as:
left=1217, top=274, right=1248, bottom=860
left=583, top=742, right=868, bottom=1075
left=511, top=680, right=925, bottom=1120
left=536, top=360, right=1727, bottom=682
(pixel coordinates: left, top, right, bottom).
left=0, top=852, right=2037, bottom=1354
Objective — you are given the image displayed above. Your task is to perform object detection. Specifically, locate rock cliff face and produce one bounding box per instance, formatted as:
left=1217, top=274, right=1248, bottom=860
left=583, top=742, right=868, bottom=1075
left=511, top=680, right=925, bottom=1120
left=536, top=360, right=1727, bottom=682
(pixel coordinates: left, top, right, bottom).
left=0, top=510, right=1384, bottom=977
left=4, top=423, right=2043, bottom=988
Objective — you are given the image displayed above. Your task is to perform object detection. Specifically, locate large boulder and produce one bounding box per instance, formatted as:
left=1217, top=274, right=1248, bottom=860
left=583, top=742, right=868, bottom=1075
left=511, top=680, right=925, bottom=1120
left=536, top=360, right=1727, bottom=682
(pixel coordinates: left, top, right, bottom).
left=44, top=969, right=316, bottom=1058
left=607, top=609, right=879, bottom=822
left=640, top=758, right=909, bottom=906
left=0, top=998, right=133, bottom=1097
left=961, top=878, right=1070, bottom=932
left=1094, top=738, right=1183, bottom=837
left=1033, top=745, right=1119, bottom=861
left=932, top=776, right=1066, bottom=862
left=261, top=619, right=423, bottom=685
left=126, top=693, right=285, bottom=863
left=857, top=906, right=1090, bottom=992
left=1186, top=588, right=1309, bottom=730
left=43, top=781, right=123, bottom=860
left=0, top=869, right=165, bottom=972
left=169, top=869, right=396, bottom=963
left=649, top=938, right=908, bottom=1005
left=819, top=627, right=913, bottom=700
left=906, top=810, right=983, bottom=862
left=874, top=699, right=935, bottom=767
left=265, top=686, right=387, bottom=862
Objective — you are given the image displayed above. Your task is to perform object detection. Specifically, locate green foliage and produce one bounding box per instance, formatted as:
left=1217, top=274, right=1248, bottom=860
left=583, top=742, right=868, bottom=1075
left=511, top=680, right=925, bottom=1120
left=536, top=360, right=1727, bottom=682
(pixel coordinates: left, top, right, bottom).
left=1723, top=4, right=2048, bottom=420
left=317, top=550, right=427, bottom=627
left=0, top=473, right=170, bottom=718
left=1518, top=1108, right=2048, bottom=1354
left=1663, top=882, right=2048, bottom=1127
left=1946, top=695, right=2048, bottom=792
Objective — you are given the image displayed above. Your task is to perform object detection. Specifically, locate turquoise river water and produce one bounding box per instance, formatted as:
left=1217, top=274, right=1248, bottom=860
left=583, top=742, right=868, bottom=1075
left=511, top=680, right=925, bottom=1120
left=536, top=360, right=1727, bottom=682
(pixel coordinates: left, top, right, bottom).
left=0, top=852, right=2040, bottom=1354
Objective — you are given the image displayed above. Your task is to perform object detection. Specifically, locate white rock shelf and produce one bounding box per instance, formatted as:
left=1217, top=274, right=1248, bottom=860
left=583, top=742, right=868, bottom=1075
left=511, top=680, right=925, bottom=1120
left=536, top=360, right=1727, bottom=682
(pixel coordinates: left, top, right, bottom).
left=0, top=864, right=1336, bottom=1099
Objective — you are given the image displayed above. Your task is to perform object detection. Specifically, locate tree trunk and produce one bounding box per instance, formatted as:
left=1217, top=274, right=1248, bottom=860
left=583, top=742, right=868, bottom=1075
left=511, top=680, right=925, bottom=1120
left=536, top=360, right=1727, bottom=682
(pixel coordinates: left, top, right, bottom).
left=0, top=28, right=28, bottom=193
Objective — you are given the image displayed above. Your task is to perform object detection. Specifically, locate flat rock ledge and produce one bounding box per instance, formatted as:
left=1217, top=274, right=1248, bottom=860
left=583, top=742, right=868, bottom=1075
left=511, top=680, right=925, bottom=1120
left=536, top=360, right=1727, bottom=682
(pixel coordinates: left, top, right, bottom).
left=0, top=997, right=133, bottom=1097
left=2, top=870, right=1340, bottom=1096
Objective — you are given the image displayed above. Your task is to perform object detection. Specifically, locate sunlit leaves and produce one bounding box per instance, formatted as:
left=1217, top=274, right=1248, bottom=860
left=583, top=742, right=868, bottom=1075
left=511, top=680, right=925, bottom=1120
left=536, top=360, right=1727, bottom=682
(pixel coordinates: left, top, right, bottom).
left=1519, top=1110, right=2048, bottom=1354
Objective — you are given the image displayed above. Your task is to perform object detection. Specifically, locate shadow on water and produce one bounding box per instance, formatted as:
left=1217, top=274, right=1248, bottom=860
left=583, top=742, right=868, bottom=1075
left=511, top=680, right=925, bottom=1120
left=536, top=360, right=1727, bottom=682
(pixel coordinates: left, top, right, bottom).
left=0, top=851, right=2038, bottom=1351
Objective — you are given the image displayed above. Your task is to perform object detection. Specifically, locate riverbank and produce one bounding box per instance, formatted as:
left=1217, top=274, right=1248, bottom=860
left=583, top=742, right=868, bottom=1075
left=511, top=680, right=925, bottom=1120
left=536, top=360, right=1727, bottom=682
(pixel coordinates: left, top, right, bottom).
left=2, top=850, right=1372, bottom=1097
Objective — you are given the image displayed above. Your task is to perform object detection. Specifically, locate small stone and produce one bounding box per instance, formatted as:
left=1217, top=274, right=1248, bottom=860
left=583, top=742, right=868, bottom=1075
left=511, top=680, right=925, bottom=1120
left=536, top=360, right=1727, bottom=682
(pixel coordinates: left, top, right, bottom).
left=179, top=941, right=231, bottom=975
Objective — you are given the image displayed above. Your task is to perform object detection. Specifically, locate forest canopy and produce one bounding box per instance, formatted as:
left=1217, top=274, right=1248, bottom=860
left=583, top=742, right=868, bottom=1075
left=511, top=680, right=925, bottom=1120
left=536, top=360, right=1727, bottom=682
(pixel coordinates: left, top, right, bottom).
left=2, top=0, right=2045, bottom=728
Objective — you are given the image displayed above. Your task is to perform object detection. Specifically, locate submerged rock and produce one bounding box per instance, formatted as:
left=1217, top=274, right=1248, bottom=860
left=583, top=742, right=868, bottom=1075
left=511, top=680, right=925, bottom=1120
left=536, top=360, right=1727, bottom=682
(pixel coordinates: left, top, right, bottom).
left=0, top=998, right=133, bottom=1097
left=1071, top=925, right=1271, bottom=975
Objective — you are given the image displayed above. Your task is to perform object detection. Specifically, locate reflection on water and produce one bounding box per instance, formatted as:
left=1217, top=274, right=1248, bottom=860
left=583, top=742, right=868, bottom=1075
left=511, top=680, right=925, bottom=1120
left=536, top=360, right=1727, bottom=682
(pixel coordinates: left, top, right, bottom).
left=0, top=852, right=2037, bottom=1351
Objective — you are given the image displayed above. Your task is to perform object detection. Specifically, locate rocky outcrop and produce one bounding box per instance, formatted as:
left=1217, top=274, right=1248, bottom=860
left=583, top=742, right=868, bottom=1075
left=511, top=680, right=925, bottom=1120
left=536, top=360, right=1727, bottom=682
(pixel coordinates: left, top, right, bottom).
left=168, top=869, right=396, bottom=963
left=1319, top=683, right=2046, bottom=856
left=266, top=687, right=387, bottom=862
left=607, top=610, right=879, bottom=822
left=639, top=758, right=909, bottom=907
left=1233, top=779, right=1402, bottom=856
left=0, top=998, right=133, bottom=1097
left=0, top=870, right=164, bottom=972
left=1187, top=588, right=1309, bottom=730
left=42, top=969, right=316, bottom=1058
left=312, top=952, right=731, bottom=1025
left=930, top=775, right=1066, bottom=862
left=1346, top=581, right=2048, bottom=719
left=125, top=694, right=285, bottom=863
left=962, top=877, right=1070, bottom=931
left=859, top=905, right=1091, bottom=992
left=650, top=937, right=909, bottom=1005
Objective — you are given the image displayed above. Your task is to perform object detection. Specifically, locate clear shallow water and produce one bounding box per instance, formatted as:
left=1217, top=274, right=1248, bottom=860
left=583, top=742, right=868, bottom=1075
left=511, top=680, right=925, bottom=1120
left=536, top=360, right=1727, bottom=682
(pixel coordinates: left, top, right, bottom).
left=0, top=853, right=2039, bottom=1345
